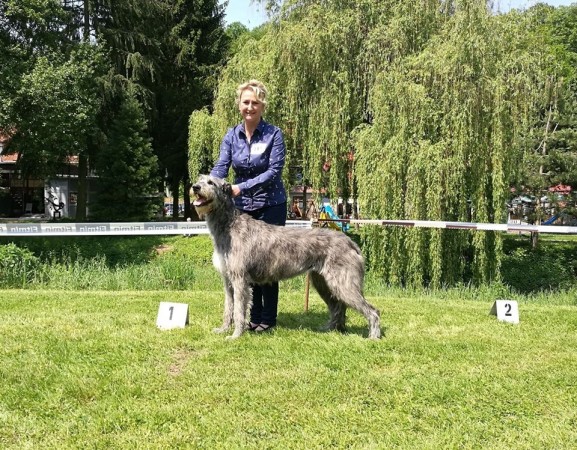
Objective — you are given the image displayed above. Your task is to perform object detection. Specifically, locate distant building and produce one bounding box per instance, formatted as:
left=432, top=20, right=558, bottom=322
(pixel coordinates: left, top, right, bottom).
left=0, top=131, right=91, bottom=219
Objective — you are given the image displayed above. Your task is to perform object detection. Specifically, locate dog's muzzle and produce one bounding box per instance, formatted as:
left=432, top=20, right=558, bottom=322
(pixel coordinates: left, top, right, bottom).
left=192, top=184, right=211, bottom=208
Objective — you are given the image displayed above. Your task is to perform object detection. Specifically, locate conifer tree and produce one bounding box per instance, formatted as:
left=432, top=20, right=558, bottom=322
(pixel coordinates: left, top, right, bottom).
left=90, top=91, right=161, bottom=221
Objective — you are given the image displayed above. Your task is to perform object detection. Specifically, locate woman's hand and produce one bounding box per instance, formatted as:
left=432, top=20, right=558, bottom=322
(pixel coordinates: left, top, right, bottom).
left=231, top=184, right=241, bottom=197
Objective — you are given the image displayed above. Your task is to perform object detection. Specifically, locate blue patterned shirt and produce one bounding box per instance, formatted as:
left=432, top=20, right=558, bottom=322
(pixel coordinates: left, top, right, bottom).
left=210, top=119, right=287, bottom=212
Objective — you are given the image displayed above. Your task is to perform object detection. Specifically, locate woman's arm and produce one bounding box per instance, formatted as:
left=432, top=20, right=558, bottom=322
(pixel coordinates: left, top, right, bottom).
left=237, top=127, right=285, bottom=193
left=210, top=130, right=233, bottom=179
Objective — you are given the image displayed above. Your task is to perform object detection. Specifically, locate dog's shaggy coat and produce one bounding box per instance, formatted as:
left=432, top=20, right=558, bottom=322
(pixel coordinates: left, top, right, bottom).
left=192, top=175, right=381, bottom=339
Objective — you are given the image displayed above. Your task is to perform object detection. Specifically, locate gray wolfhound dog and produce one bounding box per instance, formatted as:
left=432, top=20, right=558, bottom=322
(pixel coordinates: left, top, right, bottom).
left=192, top=175, right=381, bottom=340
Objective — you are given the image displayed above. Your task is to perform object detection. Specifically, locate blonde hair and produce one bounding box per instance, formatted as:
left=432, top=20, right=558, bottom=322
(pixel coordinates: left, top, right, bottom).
left=236, top=79, right=268, bottom=108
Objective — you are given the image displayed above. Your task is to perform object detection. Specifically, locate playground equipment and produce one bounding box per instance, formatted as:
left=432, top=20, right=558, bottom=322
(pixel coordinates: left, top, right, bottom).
left=319, top=204, right=349, bottom=231
left=543, top=214, right=559, bottom=225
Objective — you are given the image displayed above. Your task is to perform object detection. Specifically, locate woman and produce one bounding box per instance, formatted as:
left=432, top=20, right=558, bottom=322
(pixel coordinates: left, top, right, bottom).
left=210, top=80, right=287, bottom=333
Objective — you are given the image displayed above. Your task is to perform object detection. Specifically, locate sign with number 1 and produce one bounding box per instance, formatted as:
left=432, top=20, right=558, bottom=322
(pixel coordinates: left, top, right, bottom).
left=156, top=302, right=189, bottom=329
left=489, top=300, right=520, bottom=324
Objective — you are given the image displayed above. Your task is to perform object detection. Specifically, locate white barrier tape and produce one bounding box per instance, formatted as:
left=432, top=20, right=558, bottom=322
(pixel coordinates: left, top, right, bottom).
left=317, top=218, right=577, bottom=234
left=0, top=220, right=313, bottom=237
left=2, top=218, right=574, bottom=236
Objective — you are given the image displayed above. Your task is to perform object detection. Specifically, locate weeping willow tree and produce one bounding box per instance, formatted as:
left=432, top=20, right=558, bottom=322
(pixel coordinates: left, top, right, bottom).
left=189, top=0, right=444, bottom=192
left=189, top=0, right=556, bottom=287
left=355, top=3, right=553, bottom=286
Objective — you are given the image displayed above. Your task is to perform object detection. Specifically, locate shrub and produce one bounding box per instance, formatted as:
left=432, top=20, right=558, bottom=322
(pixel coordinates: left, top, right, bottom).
left=501, top=246, right=575, bottom=293
left=0, top=243, right=40, bottom=287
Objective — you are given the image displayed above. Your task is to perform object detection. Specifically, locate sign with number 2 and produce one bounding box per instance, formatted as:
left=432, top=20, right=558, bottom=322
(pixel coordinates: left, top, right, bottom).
left=490, top=300, right=520, bottom=324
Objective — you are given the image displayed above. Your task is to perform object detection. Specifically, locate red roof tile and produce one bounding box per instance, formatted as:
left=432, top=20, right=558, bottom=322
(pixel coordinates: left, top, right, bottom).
left=548, top=184, right=572, bottom=193
left=0, top=154, right=18, bottom=163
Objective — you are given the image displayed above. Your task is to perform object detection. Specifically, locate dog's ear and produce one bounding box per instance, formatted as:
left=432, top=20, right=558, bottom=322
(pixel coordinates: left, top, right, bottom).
left=222, top=181, right=233, bottom=197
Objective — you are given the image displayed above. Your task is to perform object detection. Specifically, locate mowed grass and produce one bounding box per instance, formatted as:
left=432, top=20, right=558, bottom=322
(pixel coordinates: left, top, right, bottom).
left=1, top=289, right=576, bottom=449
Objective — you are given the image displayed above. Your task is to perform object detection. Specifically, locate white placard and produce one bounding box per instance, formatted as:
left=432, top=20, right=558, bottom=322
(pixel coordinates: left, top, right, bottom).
left=489, top=300, right=520, bottom=324
left=156, top=302, right=189, bottom=329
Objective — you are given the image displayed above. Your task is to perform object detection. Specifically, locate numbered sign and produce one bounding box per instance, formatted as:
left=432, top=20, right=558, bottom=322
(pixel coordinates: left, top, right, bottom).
left=489, top=300, right=519, bottom=324
left=156, top=302, right=189, bottom=329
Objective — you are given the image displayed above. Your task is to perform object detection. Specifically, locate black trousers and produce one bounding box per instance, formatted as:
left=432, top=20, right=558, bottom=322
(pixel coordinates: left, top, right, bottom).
left=244, top=202, right=287, bottom=326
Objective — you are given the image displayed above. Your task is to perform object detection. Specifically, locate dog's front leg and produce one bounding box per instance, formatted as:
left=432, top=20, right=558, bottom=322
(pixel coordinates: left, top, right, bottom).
left=226, top=278, right=251, bottom=340
left=213, top=275, right=234, bottom=334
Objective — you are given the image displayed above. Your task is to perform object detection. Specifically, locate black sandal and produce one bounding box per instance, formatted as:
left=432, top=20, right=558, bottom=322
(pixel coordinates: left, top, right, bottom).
left=254, top=324, right=274, bottom=333
left=248, top=322, right=260, bottom=332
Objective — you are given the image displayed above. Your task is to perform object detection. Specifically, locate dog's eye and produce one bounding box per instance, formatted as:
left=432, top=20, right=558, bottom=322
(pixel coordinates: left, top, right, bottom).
left=207, top=179, right=213, bottom=185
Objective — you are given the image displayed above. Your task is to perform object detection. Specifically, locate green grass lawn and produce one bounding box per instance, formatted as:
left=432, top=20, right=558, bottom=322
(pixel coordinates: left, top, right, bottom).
left=1, top=289, right=576, bottom=449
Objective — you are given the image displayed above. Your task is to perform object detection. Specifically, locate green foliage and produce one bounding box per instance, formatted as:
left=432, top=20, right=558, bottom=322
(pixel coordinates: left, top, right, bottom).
left=224, top=21, right=268, bottom=56
left=188, top=108, right=218, bottom=180
left=224, top=21, right=249, bottom=55
left=166, top=234, right=214, bottom=265
left=149, top=0, right=228, bottom=219
left=0, top=235, right=222, bottom=290
left=10, top=45, right=105, bottom=178
left=0, top=242, right=38, bottom=269
left=355, top=3, right=549, bottom=286
left=501, top=247, right=574, bottom=293
left=1, top=233, right=576, bottom=294
left=1, top=0, right=228, bottom=220
left=0, top=243, right=39, bottom=286
left=189, top=0, right=556, bottom=287
left=1, top=0, right=73, bottom=56
left=537, top=5, right=577, bottom=190
left=90, top=91, right=161, bottom=221
left=511, top=5, right=577, bottom=231
left=501, top=235, right=577, bottom=293
left=1, top=236, right=163, bottom=267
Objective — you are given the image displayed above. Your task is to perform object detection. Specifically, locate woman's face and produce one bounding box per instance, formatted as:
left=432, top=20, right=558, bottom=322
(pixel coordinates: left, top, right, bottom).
left=238, top=89, right=264, bottom=125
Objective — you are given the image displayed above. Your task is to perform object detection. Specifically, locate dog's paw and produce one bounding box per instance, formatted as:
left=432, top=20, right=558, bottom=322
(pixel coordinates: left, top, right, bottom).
left=212, top=327, right=228, bottom=334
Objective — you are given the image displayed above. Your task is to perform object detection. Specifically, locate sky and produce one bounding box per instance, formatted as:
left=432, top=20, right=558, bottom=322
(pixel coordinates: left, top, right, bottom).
left=497, top=0, right=575, bottom=11
left=222, top=0, right=576, bottom=29
left=222, top=0, right=268, bottom=28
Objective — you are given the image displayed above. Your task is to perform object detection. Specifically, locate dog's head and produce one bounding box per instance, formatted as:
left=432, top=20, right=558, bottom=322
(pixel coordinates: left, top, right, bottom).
left=191, top=175, right=233, bottom=218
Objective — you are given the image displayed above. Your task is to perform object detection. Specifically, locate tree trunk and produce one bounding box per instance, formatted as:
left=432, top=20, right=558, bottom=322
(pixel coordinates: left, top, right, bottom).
left=76, top=153, right=88, bottom=221
left=74, top=0, right=91, bottom=222
left=533, top=105, right=554, bottom=248
left=171, top=178, right=180, bottom=220
left=531, top=231, right=539, bottom=249
left=183, top=174, right=194, bottom=220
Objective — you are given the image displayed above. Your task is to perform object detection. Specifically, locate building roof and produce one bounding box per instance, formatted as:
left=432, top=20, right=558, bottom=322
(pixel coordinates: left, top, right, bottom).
left=0, top=154, right=18, bottom=163
left=0, top=153, right=78, bottom=165
left=548, top=184, right=572, bottom=194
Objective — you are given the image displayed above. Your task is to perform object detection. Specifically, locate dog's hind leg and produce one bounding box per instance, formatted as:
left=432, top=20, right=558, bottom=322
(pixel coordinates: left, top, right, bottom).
left=227, top=277, right=252, bottom=340
left=348, top=293, right=381, bottom=339
left=321, top=268, right=381, bottom=339
left=213, top=275, right=234, bottom=334
left=310, top=271, right=347, bottom=332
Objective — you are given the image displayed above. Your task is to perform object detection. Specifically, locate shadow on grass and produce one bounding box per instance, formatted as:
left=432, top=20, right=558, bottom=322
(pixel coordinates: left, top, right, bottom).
left=278, top=310, right=386, bottom=338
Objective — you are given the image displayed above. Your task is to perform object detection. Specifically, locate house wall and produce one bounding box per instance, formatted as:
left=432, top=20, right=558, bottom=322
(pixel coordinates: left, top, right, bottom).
left=45, top=179, right=79, bottom=219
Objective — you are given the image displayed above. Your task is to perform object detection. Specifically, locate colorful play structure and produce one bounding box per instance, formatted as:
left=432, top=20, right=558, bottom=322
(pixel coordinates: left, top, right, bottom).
left=319, top=204, right=349, bottom=232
